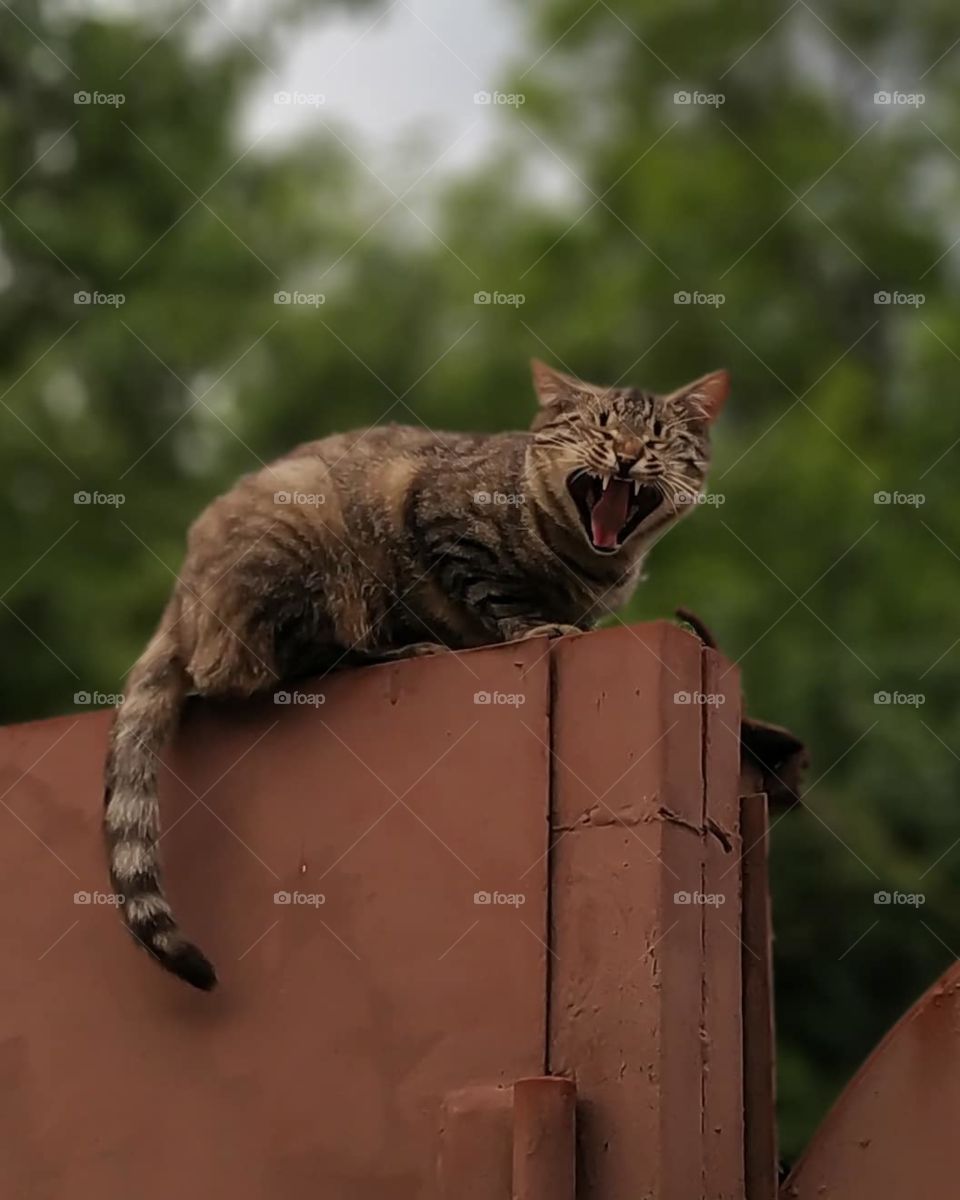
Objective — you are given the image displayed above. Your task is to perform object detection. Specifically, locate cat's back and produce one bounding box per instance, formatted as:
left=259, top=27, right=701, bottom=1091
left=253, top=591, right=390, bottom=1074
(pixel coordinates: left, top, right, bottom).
left=183, top=422, right=494, bottom=561
left=281, top=422, right=490, bottom=467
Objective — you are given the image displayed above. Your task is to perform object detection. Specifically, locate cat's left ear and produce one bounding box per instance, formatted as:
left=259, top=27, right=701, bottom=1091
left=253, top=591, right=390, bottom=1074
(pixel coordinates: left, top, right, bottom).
left=530, top=359, right=586, bottom=408
left=663, top=369, right=730, bottom=424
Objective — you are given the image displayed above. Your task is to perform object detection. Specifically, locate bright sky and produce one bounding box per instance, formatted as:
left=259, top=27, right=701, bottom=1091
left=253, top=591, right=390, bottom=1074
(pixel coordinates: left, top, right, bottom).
left=240, top=0, right=527, bottom=176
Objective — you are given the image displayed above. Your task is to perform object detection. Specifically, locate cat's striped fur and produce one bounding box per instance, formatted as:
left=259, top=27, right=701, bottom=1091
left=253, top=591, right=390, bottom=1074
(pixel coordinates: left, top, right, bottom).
left=104, top=360, right=729, bottom=988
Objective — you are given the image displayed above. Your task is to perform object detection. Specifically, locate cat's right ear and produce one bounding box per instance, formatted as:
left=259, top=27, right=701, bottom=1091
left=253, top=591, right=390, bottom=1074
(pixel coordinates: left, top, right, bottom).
left=530, top=359, right=584, bottom=408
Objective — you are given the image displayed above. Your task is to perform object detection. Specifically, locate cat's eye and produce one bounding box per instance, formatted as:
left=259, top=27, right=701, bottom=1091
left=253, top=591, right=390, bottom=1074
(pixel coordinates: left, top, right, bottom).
left=652, top=420, right=663, bottom=436
left=598, top=411, right=610, bottom=427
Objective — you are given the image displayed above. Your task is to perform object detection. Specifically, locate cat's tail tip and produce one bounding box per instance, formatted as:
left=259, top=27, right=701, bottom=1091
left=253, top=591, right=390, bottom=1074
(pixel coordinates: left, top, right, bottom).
left=151, top=936, right=218, bottom=991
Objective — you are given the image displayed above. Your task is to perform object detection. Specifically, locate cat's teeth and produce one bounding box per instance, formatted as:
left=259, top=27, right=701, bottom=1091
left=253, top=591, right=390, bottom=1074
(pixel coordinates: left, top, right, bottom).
left=601, top=475, right=610, bottom=491
left=633, top=480, right=642, bottom=496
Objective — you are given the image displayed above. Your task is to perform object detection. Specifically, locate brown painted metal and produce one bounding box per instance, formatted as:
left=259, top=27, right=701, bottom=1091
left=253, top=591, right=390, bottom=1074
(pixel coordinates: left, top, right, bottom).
left=438, top=1085, right=513, bottom=1200
left=0, top=642, right=551, bottom=1199
left=548, top=622, right=744, bottom=1199
left=702, top=648, right=744, bottom=1200
left=780, top=961, right=960, bottom=1200
left=0, top=622, right=748, bottom=1197
left=511, top=1077, right=575, bottom=1200
left=741, top=793, right=778, bottom=1200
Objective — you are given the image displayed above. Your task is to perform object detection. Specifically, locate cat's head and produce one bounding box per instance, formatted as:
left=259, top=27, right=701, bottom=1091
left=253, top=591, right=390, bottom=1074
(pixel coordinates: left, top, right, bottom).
left=526, top=359, right=729, bottom=556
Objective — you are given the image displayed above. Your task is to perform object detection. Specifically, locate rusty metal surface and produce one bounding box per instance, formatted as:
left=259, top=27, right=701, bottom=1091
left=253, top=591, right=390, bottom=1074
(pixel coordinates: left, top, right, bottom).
left=781, top=961, right=960, bottom=1200
left=0, top=642, right=550, bottom=1200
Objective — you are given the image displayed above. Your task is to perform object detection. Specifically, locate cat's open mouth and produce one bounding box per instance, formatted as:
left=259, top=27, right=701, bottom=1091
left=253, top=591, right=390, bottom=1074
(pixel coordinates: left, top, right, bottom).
left=566, top=472, right=662, bottom=553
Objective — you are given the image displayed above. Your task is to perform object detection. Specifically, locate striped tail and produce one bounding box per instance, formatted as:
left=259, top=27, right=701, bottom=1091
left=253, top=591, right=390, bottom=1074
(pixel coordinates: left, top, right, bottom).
left=103, top=609, right=216, bottom=990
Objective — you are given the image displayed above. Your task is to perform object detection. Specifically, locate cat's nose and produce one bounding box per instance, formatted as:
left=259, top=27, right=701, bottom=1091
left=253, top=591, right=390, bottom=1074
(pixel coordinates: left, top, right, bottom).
left=616, top=453, right=639, bottom=476
left=617, top=438, right=643, bottom=465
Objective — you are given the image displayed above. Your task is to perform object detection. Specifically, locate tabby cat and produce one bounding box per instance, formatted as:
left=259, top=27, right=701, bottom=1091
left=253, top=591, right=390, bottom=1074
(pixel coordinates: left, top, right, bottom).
left=104, top=359, right=729, bottom=989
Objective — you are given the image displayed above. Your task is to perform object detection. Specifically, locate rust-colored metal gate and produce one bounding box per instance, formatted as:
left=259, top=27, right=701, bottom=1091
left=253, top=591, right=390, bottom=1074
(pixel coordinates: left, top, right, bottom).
left=0, top=621, right=771, bottom=1198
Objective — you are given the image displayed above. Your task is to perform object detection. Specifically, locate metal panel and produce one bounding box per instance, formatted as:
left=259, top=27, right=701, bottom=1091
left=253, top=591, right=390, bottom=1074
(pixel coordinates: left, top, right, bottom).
left=0, top=641, right=551, bottom=1199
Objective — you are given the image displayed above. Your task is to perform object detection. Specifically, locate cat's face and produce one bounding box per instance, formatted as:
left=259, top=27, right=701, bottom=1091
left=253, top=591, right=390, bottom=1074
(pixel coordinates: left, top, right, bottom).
left=526, top=360, right=729, bottom=556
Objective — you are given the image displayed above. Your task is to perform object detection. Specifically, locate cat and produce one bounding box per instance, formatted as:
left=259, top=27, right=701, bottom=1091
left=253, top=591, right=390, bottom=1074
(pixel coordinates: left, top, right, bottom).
left=103, top=359, right=729, bottom=989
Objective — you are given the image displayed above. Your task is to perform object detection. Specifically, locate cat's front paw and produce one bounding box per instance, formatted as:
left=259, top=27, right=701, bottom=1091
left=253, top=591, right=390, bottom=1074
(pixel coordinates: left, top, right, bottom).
left=521, top=623, right=582, bottom=640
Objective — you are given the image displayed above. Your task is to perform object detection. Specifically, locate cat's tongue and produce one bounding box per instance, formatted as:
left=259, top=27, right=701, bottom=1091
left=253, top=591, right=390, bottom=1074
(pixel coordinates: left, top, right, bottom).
left=590, top=478, right=632, bottom=549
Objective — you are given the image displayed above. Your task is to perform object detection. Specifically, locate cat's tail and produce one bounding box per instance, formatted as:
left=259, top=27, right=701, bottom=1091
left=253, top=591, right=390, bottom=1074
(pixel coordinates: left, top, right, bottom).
left=103, top=605, right=217, bottom=990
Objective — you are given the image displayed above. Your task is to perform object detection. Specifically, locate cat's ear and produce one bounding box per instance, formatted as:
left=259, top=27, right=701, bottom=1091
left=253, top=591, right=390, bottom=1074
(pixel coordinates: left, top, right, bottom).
left=663, top=369, right=730, bottom=424
left=530, top=359, right=585, bottom=408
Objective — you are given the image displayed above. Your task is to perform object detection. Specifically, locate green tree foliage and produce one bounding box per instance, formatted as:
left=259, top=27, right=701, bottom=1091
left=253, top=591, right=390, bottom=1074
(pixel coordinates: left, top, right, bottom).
left=3, top=0, right=959, bottom=1160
